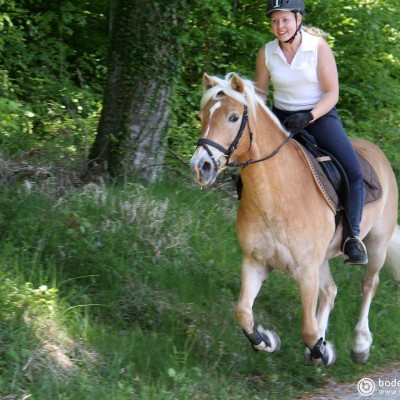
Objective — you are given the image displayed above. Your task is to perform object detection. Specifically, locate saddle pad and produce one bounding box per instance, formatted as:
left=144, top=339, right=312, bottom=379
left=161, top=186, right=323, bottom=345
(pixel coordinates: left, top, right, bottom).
left=295, top=141, right=383, bottom=213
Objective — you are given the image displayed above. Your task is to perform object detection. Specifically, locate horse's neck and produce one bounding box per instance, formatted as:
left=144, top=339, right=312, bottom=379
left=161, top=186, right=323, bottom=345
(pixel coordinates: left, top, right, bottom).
left=240, top=112, right=299, bottom=208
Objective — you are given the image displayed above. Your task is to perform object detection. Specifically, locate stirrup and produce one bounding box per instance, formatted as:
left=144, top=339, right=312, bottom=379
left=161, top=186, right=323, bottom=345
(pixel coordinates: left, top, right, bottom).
left=342, top=236, right=368, bottom=265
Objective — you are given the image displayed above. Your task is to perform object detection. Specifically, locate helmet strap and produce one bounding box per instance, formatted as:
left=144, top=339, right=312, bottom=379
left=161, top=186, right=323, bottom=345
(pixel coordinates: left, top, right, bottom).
left=283, top=12, right=302, bottom=44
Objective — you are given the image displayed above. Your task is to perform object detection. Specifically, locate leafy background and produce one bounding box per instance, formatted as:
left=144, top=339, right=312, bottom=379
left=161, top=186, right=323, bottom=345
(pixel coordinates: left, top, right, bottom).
left=0, top=0, right=399, bottom=398
left=0, top=0, right=399, bottom=169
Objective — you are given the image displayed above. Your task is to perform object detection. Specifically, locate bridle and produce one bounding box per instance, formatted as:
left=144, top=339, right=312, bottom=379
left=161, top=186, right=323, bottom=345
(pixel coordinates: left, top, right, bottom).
left=196, top=104, right=293, bottom=169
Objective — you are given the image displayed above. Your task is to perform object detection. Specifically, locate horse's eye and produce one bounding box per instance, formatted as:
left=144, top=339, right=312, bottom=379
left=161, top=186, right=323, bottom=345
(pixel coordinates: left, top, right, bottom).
left=229, top=114, right=240, bottom=122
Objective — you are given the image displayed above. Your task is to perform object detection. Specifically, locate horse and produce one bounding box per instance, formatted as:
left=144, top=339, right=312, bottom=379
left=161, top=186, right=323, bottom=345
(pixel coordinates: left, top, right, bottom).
left=189, top=72, right=400, bottom=365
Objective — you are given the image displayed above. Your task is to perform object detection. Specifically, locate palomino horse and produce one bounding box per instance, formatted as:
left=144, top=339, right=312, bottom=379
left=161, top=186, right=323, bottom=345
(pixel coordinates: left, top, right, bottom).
left=190, top=73, right=400, bottom=365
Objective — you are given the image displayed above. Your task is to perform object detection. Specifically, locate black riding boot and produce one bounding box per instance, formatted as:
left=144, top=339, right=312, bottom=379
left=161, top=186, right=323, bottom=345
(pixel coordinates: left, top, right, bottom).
left=343, top=236, right=368, bottom=265
left=342, top=173, right=368, bottom=264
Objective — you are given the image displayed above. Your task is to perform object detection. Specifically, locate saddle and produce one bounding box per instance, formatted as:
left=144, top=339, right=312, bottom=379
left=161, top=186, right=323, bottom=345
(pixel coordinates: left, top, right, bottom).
left=293, top=130, right=382, bottom=217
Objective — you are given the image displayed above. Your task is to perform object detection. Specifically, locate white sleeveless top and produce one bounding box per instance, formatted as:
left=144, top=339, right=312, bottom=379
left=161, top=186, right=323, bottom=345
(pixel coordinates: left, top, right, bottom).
left=265, top=30, right=324, bottom=111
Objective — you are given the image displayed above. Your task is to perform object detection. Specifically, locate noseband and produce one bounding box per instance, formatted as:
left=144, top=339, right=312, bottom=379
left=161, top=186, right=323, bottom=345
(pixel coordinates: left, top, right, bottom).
left=196, top=105, right=293, bottom=169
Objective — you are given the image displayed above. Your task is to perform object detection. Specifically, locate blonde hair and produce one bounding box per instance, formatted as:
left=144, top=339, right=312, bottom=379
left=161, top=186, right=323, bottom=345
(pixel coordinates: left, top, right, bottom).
left=302, top=26, right=327, bottom=38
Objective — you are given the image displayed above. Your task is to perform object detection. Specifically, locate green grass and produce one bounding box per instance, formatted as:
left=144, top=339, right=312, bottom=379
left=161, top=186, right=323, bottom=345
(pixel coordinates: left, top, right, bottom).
left=0, top=176, right=398, bottom=399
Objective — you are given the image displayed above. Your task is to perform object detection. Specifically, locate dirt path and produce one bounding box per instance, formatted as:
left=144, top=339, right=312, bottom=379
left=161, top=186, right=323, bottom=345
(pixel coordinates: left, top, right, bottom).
left=299, top=362, right=400, bottom=400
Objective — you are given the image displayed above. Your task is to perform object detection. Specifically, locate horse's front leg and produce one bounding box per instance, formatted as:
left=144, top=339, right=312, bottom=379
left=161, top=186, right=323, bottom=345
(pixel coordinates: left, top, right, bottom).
left=316, top=261, right=338, bottom=340
left=235, top=256, right=281, bottom=353
left=298, top=266, right=336, bottom=366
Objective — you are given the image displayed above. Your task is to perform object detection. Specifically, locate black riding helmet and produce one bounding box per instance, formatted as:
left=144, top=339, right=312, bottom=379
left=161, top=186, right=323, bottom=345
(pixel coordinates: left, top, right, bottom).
left=266, top=0, right=305, bottom=17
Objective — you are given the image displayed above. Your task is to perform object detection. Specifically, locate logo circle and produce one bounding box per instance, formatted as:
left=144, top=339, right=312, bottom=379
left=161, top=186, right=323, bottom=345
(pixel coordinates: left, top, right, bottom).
left=357, top=378, right=376, bottom=396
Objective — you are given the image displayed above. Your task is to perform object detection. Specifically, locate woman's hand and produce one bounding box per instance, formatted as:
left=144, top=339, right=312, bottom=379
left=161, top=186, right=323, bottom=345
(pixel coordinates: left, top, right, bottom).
left=283, top=111, right=314, bottom=132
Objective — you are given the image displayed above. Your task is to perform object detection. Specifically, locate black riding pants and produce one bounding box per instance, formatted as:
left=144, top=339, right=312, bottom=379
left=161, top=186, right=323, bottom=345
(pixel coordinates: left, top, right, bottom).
left=273, top=106, right=364, bottom=237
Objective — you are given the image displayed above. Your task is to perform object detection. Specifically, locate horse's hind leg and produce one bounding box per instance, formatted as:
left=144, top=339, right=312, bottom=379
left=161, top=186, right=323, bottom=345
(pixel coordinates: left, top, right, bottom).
left=235, top=257, right=281, bottom=353
left=351, top=240, right=385, bottom=364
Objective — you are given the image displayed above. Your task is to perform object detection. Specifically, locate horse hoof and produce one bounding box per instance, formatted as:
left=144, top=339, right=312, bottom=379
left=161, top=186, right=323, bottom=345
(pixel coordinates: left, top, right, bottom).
left=268, top=330, right=281, bottom=353
left=253, top=325, right=281, bottom=353
left=304, top=341, right=336, bottom=366
left=351, top=349, right=370, bottom=364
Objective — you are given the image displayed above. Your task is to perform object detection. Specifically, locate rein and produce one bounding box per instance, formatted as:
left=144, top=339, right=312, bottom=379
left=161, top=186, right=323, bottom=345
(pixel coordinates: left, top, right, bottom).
left=196, top=105, right=293, bottom=169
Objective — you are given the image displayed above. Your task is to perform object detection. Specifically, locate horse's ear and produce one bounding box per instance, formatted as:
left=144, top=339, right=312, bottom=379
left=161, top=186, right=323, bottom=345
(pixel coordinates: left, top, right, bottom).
left=203, top=73, right=217, bottom=91
left=230, top=73, right=245, bottom=94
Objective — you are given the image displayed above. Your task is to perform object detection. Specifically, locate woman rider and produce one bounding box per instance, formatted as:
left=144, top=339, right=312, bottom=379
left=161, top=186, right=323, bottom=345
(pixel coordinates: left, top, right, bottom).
left=254, top=0, right=367, bottom=264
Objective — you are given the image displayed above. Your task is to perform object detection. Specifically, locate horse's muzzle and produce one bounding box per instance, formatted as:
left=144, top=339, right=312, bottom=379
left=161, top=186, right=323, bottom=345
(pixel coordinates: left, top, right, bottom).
left=189, top=151, right=218, bottom=186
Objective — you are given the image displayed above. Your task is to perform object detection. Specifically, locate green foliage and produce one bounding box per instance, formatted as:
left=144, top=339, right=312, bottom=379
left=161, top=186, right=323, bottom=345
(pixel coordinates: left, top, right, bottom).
left=308, top=0, right=400, bottom=144
left=0, top=0, right=107, bottom=159
left=0, top=178, right=399, bottom=398
left=0, top=0, right=399, bottom=169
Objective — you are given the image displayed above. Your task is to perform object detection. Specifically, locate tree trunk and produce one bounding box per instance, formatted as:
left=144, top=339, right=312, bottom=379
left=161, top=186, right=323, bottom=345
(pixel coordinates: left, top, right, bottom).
left=89, top=0, right=185, bottom=181
left=124, top=79, right=171, bottom=182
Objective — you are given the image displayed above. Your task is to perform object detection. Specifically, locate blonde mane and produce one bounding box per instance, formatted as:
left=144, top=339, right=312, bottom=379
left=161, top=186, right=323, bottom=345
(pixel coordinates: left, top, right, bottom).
left=200, top=73, right=287, bottom=136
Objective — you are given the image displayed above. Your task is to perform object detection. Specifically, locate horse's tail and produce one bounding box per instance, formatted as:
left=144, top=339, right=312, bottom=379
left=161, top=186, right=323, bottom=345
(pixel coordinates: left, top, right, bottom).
left=385, top=224, right=400, bottom=281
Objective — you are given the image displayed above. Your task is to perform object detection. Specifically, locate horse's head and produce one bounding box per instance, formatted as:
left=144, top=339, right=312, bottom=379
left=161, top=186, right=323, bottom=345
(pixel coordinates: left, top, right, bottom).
left=190, top=73, right=253, bottom=186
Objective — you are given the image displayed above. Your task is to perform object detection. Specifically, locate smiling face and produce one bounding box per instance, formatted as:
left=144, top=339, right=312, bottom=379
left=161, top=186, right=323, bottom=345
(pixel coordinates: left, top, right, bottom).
left=270, top=10, right=302, bottom=42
